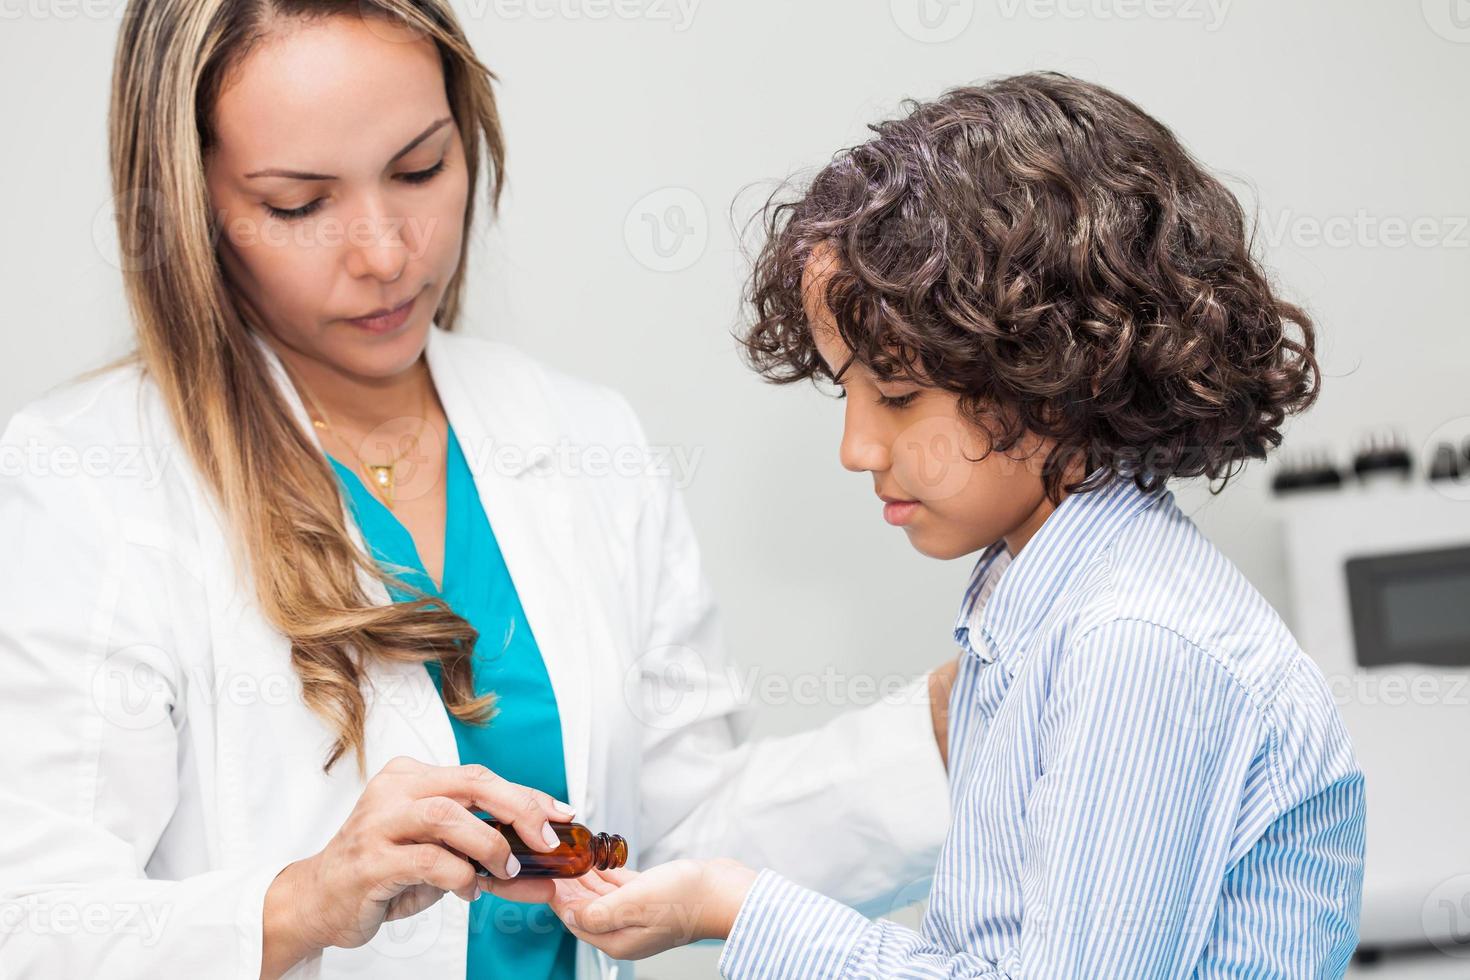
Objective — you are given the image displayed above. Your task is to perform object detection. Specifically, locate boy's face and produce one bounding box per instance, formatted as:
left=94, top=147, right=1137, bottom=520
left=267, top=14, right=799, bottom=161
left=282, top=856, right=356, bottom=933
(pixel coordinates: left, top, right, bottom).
left=802, top=246, right=1065, bottom=560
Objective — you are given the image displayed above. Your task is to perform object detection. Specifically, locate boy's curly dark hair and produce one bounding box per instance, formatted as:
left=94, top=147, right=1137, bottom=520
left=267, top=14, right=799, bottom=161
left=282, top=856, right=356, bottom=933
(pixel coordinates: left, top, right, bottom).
left=739, top=71, right=1320, bottom=501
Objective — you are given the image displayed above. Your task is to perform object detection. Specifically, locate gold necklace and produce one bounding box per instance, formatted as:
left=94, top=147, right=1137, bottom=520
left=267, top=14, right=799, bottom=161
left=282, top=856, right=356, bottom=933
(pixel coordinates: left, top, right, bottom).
left=294, top=370, right=432, bottom=511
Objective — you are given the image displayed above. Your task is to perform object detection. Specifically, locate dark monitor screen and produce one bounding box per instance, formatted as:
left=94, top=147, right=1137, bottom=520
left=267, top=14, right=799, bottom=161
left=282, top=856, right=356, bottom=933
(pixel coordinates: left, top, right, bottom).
left=1346, top=545, right=1470, bottom=669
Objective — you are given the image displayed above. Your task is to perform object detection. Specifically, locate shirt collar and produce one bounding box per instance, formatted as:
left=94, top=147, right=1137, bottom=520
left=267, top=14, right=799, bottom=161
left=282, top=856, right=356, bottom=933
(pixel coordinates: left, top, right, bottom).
left=952, top=471, right=1169, bottom=670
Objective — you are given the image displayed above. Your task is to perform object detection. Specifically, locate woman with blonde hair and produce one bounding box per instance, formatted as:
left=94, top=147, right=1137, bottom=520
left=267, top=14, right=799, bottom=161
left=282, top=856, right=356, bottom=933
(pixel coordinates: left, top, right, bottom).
left=0, top=2, right=957, bottom=978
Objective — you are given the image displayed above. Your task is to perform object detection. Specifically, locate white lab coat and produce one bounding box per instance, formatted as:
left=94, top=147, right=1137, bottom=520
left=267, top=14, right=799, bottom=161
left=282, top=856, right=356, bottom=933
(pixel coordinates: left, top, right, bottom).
left=0, top=325, right=951, bottom=979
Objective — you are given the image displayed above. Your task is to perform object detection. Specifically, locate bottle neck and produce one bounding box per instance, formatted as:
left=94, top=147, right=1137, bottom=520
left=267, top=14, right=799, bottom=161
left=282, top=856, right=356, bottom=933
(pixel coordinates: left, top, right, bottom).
left=591, top=832, right=628, bottom=870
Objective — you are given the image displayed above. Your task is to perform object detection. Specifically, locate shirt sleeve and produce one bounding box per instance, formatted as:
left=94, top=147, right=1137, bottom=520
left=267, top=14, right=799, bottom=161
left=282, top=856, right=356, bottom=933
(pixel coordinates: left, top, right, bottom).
left=718, top=618, right=1268, bottom=980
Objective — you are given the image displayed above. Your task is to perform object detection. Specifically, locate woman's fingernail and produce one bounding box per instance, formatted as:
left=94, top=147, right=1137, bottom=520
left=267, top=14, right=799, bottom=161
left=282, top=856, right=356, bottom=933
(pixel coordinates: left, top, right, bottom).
left=506, top=854, right=521, bottom=878
left=553, top=800, right=576, bottom=815
left=542, top=822, right=561, bottom=848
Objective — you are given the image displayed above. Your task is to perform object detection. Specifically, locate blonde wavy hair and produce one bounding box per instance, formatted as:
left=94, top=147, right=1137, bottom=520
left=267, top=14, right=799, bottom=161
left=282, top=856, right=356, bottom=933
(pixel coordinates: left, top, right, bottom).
left=105, top=0, right=503, bottom=777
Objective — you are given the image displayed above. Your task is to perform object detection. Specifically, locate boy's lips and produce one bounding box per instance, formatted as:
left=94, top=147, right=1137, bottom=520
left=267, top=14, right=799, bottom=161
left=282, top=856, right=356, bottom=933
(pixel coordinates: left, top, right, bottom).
left=878, top=493, right=921, bottom=527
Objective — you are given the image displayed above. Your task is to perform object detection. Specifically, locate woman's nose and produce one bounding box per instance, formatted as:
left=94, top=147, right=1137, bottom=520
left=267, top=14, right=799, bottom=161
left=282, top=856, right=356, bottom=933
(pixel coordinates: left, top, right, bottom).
left=343, top=203, right=411, bottom=284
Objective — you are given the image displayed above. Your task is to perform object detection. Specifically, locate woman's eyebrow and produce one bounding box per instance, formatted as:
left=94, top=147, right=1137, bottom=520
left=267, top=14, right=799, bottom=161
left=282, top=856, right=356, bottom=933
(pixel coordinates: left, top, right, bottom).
left=243, top=116, right=453, bottom=180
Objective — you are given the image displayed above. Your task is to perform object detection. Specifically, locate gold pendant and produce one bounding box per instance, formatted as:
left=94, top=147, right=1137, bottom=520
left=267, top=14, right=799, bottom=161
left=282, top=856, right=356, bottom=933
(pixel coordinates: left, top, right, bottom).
left=366, top=464, right=396, bottom=509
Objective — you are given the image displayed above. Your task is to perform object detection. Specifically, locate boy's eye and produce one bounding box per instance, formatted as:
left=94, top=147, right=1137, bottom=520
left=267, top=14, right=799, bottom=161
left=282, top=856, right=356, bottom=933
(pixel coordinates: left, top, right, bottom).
left=262, top=159, right=448, bottom=221
left=876, top=391, right=920, bottom=409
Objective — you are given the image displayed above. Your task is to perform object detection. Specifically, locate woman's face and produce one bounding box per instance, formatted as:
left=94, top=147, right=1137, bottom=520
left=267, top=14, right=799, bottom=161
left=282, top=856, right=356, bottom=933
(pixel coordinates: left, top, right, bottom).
left=801, top=245, right=1066, bottom=560
left=203, top=15, right=469, bottom=382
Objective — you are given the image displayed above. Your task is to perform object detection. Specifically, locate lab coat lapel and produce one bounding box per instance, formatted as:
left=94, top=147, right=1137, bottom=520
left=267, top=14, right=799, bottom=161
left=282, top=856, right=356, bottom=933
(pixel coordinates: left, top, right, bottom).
left=424, top=327, right=593, bottom=812
left=249, top=329, right=461, bottom=770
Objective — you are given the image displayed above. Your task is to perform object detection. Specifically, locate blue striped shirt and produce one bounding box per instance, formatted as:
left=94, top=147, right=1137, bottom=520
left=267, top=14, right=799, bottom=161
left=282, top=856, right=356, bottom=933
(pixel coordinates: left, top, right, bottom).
left=719, top=473, right=1365, bottom=979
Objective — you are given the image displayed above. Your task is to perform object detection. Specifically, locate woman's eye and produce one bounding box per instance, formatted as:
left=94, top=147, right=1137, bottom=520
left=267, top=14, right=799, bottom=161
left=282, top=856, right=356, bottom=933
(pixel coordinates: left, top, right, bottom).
left=397, top=159, right=447, bottom=185
left=877, top=391, right=920, bottom=409
left=263, top=160, right=447, bottom=221
left=265, top=199, right=323, bottom=221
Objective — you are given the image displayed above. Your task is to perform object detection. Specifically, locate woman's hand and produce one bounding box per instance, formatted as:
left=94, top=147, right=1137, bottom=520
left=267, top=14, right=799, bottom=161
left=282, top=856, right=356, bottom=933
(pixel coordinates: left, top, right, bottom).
left=260, top=756, right=575, bottom=978
left=547, top=858, right=758, bottom=961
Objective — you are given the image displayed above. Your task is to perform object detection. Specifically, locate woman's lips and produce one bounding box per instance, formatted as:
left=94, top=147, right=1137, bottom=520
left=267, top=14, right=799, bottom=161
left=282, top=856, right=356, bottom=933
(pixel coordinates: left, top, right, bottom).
left=345, top=289, right=420, bottom=334
left=882, top=499, right=921, bottom=526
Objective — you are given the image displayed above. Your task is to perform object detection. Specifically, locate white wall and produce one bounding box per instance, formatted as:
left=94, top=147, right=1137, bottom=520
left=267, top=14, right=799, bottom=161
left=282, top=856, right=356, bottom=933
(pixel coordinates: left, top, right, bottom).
left=5, top=1, right=1469, bottom=975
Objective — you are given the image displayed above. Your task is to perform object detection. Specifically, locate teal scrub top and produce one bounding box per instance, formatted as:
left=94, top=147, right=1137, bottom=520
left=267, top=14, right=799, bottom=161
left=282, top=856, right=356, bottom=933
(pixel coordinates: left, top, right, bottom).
left=327, top=425, right=578, bottom=980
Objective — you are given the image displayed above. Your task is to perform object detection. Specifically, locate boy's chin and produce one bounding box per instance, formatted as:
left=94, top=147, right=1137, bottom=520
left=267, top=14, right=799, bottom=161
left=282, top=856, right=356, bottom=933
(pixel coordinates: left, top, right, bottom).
left=902, top=524, right=981, bottom=561
left=900, top=513, right=1005, bottom=561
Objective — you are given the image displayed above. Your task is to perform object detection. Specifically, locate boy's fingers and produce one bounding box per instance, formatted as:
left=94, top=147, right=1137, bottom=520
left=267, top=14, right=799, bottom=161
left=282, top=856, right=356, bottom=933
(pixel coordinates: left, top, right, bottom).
left=578, top=869, right=620, bottom=896
left=550, top=876, right=600, bottom=912
left=597, top=867, right=639, bottom=887
left=572, top=898, right=620, bottom=935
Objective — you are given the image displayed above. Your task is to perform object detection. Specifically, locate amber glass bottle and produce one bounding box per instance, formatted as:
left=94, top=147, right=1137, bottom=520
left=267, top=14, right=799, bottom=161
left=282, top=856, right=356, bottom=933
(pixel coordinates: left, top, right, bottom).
left=469, top=817, right=628, bottom=878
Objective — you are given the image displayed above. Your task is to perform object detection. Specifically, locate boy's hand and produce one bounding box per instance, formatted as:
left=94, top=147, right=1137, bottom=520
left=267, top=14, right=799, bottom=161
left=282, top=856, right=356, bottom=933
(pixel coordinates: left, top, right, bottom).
left=548, top=858, right=758, bottom=960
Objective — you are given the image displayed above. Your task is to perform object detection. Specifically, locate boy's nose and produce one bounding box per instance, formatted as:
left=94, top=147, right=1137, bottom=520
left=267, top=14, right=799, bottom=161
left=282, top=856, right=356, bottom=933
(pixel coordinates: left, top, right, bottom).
left=839, top=403, right=890, bottom=474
